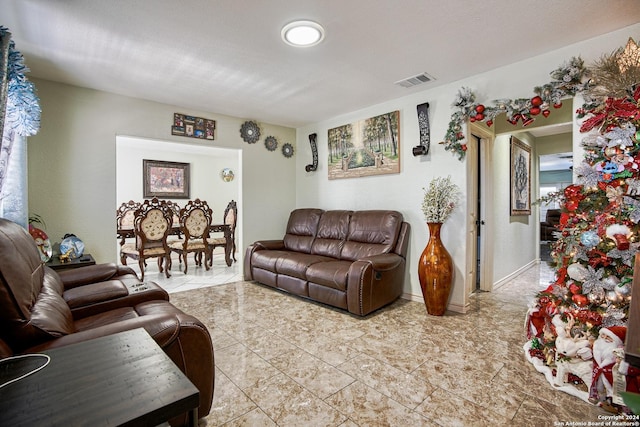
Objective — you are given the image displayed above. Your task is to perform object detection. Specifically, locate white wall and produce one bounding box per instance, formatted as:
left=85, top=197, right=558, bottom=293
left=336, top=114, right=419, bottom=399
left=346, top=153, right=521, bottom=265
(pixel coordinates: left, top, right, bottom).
left=295, top=23, right=640, bottom=312
left=491, top=133, right=538, bottom=284
left=115, top=136, right=240, bottom=218
left=27, top=79, right=297, bottom=263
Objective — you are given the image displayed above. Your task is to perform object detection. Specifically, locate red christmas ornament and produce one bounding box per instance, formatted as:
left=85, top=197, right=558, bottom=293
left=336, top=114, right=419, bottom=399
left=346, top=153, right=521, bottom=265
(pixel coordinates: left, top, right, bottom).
left=475, top=104, right=485, bottom=113
left=531, top=96, right=543, bottom=107
left=486, top=119, right=493, bottom=127
left=569, top=283, right=581, bottom=295
left=475, top=113, right=484, bottom=121
left=554, top=102, right=563, bottom=109
left=613, top=233, right=630, bottom=250
left=564, top=184, right=584, bottom=200
left=530, top=107, right=541, bottom=116
left=571, top=294, right=588, bottom=307
left=565, top=200, right=579, bottom=211
left=542, top=110, right=551, bottom=118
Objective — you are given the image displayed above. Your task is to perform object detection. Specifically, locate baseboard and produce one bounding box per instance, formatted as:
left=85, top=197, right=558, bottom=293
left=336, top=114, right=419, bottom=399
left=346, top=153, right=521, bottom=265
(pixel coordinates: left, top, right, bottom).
left=492, top=258, right=540, bottom=291
left=401, top=293, right=470, bottom=314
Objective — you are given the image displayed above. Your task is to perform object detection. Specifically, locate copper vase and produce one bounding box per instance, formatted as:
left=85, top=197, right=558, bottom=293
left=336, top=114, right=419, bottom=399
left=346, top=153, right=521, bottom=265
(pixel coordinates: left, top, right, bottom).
left=418, top=222, right=454, bottom=316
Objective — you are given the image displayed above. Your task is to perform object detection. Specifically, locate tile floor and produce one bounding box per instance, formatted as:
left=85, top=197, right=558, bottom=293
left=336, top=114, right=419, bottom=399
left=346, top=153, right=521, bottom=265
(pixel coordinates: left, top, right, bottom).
left=124, top=249, right=243, bottom=293
left=142, top=256, right=608, bottom=426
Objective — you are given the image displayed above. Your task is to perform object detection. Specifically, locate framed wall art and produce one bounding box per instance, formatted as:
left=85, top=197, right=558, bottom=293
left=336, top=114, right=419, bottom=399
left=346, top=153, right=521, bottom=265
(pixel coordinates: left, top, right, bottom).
left=143, top=159, right=190, bottom=199
left=327, top=110, right=400, bottom=180
left=171, top=113, right=215, bottom=140
left=510, top=136, right=531, bottom=216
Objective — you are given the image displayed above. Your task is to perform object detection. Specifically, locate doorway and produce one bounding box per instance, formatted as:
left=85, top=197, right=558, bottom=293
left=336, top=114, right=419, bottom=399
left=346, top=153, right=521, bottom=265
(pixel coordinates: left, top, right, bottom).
left=115, top=135, right=242, bottom=261
left=466, top=123, right=494, bottom=296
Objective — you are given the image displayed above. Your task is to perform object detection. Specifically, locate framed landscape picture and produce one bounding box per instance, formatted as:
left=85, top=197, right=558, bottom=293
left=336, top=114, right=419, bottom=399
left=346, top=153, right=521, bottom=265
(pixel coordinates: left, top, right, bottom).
left=327, top=110, right=400, bottom=180
left=143, top=159, right=190, bottom=199
left=510, top=136, right=531, bottom=216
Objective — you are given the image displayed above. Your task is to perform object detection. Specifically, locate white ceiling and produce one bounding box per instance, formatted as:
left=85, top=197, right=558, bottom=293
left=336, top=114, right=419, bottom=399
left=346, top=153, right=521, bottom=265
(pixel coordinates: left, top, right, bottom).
left=2, top=1, right=639, bottom=128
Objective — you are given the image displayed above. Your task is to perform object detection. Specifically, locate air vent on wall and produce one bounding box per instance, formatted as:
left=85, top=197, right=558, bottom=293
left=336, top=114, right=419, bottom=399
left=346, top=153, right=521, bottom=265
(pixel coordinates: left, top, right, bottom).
left=394, top=72, right=435, bottom=88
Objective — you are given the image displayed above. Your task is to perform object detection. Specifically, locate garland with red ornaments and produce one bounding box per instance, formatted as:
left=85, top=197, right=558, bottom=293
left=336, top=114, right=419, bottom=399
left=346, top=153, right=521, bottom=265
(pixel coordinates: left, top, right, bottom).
left=441, top=57, right=592, bottom=160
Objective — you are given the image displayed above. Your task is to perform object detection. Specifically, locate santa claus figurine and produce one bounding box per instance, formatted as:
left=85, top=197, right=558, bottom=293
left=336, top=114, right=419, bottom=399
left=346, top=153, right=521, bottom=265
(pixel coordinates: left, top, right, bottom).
left=589, top=326, right=627, bottom=407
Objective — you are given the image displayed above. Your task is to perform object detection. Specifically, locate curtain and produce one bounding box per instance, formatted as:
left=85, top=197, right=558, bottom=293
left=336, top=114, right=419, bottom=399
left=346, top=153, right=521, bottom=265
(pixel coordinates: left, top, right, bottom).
left=0, top=26, right=41, bottom=227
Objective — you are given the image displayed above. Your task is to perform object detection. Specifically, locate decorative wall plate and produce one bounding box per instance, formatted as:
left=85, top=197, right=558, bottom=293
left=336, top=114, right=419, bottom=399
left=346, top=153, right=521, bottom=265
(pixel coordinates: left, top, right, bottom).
left=264, top=136, right=278, bottom=151
left=240, top=121, right=260, bottom=144
left=221, top=168, right=234, bottom=182
left=282, top=143, right=294, bottom=158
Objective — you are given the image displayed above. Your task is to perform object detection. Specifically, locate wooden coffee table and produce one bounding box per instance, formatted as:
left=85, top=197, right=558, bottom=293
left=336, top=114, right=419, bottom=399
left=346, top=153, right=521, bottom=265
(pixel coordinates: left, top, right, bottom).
left=0, top=328, right=200, bottom=426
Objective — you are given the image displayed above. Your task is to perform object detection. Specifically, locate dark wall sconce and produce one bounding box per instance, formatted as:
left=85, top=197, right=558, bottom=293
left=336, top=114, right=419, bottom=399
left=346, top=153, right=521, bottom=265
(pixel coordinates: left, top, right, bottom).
left=305, top=133, right=318, bottom=172
left=413, top=102, right=430, bottom=156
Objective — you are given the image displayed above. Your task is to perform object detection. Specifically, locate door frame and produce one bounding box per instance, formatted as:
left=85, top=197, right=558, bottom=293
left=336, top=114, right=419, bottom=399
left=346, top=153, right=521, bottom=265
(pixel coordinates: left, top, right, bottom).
left=466, top=122, right=495, bottom=294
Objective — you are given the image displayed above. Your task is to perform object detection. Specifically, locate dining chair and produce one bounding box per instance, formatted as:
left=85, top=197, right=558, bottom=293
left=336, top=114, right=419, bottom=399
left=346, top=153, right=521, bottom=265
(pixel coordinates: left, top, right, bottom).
left=115, top=200, right=141, bottom=247
left=119, top=198, right=173, bottom=280
left=208, top=200, right=237, bottom=265
left=169, top=198, right=213, bottom=274
left=164, top=200, right=182, bottom=237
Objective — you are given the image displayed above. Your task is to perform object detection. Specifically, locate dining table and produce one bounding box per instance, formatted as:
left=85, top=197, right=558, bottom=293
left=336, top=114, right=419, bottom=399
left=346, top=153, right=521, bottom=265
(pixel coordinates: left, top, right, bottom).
left=117, top=223, right=233, bottom=267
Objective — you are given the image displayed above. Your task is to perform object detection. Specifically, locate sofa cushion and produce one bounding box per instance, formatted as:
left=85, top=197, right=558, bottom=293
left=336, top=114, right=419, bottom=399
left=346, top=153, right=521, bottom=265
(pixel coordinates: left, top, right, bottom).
left=30, top=272, right=75, bottom=337
left=306, top=260, right=352, bottom=291
left=311, top=210, right=352, bottom=258
left=283, top=208, right=323, bottom=254
left=252, top=250, right=291, bottom=271
left=341, top=210, right=402, bottom=261
left=275, top=252, right=333, bottom=279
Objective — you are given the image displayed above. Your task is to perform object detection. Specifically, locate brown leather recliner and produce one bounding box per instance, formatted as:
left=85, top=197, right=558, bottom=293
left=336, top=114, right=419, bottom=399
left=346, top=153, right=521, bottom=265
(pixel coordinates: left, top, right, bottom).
left=0, top=218, right=214, bottom=426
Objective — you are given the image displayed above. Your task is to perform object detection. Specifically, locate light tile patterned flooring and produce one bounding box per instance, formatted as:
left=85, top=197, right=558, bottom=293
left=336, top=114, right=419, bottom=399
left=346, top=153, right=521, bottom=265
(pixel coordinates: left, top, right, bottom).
left=143, top=256, right=608, bottom=426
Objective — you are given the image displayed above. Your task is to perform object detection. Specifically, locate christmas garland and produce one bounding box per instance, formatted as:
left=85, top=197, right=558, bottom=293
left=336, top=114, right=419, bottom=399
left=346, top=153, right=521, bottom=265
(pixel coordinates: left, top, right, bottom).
left=440, top=57, right=592, bottom=160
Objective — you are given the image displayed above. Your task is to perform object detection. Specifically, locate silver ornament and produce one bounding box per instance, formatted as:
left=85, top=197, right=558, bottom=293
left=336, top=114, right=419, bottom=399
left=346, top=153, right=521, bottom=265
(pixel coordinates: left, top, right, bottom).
left=588, top=290, right=604, bottom=304
left=606, top=290, right=623, bottom=304
left=614, top=283, right=631, bottom=297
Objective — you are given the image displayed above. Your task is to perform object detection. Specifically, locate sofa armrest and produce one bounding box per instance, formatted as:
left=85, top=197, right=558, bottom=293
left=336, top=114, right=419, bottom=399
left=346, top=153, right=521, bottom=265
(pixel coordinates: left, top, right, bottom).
left=244, top=240, right=285, bottom=281
left=347, top=254, right=406, bottom=316
left=358, top=253, right=404, bottom=272
left=56, top=263, right=139, bottom=290
left=253, top=240, right=285, bottom=250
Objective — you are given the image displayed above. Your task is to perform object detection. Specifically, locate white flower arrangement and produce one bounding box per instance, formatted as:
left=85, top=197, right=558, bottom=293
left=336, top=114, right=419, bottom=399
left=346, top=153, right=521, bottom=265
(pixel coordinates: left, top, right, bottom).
left=421, top=175, right=461, bottom=223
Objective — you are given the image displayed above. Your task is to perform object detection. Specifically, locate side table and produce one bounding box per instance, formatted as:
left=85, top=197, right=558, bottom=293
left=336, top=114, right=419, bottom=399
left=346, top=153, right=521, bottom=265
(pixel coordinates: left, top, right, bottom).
left=45, top=253, right=96, bottom=271
left=0, top=328, right=200, bottom=426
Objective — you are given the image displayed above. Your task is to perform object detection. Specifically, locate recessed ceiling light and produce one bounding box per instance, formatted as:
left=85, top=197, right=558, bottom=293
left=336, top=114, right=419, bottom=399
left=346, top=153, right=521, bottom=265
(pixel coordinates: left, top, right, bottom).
left=281, top=20, right=325, bottom=47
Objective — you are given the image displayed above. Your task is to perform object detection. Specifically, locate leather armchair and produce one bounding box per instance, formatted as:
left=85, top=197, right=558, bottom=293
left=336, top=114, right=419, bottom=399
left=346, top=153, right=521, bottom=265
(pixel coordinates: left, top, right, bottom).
left=0, top=218, right=214, bottom=426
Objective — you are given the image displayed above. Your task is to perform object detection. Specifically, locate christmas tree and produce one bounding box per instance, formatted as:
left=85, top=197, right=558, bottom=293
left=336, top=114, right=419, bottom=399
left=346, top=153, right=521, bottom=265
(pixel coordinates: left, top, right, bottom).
left=524, top=37, right=640, bottom=409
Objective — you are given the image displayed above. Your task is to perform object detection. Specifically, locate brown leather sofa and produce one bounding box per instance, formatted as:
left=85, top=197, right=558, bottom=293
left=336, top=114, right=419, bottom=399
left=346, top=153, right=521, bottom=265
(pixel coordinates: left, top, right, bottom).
left=0, top=218, right=213, bottom=426
left=540, top=208, right=561, bottom=241
left=244, top=209, right=410, bottom=316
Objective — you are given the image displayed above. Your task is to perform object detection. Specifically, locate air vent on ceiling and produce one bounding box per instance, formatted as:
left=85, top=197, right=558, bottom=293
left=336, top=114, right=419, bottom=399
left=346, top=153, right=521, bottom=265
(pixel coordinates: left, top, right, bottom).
left=394, top=72, right=435, bottom=88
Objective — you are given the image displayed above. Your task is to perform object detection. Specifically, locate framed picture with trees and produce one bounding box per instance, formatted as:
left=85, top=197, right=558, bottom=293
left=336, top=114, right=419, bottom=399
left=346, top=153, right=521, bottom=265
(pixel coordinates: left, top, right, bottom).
left=327, top=110, right=400, bottom=180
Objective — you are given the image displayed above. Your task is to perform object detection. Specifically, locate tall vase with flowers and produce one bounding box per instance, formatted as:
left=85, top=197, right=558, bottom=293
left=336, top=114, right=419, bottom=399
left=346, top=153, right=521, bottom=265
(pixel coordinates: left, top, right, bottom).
left=419, top=175, right=461, bottom=315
